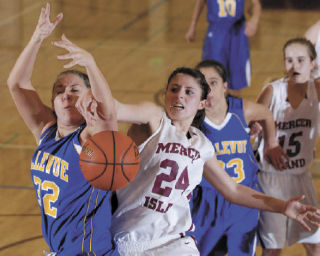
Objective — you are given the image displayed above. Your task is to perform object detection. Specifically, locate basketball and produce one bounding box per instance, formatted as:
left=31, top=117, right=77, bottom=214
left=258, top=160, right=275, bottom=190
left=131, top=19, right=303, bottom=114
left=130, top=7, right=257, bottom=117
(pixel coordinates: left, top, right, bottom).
left=79, top=130, right=140, bottom=191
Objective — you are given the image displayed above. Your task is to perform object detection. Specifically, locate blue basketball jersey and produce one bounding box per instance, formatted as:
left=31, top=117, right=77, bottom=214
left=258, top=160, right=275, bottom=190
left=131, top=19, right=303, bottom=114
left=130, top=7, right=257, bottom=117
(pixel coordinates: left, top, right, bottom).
left=203, top=0, right=250, bottom=90
left=201, top=97, right=259, bottom=188
left=189, top=97, right=259, bottom=256
left=30, top=124, right=118, bottom=255
left=206, top=0, right=245, bottom=25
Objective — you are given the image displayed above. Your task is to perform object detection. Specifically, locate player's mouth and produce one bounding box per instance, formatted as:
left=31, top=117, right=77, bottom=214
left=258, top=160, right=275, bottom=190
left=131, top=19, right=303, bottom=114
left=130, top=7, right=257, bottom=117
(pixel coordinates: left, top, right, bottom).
left=292, top=71, right=300, bottom=76
left=170, top=104, right=185, bottom=110
left=64, top=105, right=75, bottom=110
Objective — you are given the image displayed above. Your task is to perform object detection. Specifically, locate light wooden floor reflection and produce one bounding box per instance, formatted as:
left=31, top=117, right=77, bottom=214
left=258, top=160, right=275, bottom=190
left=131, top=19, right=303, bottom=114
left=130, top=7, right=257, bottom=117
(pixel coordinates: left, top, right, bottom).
left=0, top=0, right=320, bottom=255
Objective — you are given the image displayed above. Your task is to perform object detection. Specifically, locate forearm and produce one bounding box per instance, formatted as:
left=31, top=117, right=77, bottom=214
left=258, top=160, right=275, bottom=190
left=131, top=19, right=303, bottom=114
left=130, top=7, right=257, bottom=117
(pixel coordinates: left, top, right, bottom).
left=7, top=36, right=42, bottom=90
left=204, top=157, right=286, bottom=213
left=260, top=111, right=278, bottom=148
left=86, top=61, right=116, bottom=119
left=189, top=0, right=206, bottom=28
left=230, top=183, right=286, bottom=213
left=248, top=0, right=261, bottom=25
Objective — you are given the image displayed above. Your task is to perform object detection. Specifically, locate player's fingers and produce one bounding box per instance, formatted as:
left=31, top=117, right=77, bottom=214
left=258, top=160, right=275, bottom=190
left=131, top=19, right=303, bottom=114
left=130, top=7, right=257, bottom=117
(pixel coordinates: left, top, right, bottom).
left=296, top=215, right=311, bottom=231
left=57, top=52, right=77, bottom=60
left=306, top=212, right=320, bottom=226
left=90, top=100, right=98, bottom=114
left=44, top=3, right=51, bottom=19
left=53, top=40, right=74, bottom=51
left=39, top=7, right=45, bottom=20
left=52, top=13, right=63, bottom=27
left=61, top=34, right=73, bottom=44
left=63, top=60, right=77, bottom=69
left=278, top=156, right=287, bottom=170
left=284, top=152, right=290, bottom=162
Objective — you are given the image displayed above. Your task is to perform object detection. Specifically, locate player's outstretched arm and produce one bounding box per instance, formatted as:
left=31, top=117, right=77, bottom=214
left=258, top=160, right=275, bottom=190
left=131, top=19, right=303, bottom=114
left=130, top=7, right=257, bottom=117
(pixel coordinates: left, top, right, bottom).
left=203, top=156, right=320, bottom=231
left=185, top=0, right=206, bottom=43
left=53, top=34, right=118, bottom=143
left=7, top=3, right=62, bottom=143
left=55, top=36, right=164, bottom=139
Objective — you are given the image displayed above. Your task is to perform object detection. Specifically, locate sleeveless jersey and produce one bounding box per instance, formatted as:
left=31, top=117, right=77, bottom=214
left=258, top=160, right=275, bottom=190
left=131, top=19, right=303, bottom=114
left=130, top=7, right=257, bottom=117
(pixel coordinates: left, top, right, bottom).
left=111, top=113, right=214, bottom=243
left=203, top=0, right=250, bottom=90
left=189, top=97, right=259, bottom=256
left=206, top=0, right=245, bottom=25
left=201, top=97, right=259, bottom=188
left=257, top=78, right=319, bottom=175
left=30, top=124, right=117, bottom=255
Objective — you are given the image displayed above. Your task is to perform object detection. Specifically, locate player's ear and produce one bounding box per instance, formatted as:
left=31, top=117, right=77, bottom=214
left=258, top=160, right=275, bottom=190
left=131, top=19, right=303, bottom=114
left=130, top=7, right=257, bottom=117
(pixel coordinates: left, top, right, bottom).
left=198, top=99, right=206, bottom=110
left=223, top=82, right=229, bottom=97
left=223, top=82, right=228, bottom=90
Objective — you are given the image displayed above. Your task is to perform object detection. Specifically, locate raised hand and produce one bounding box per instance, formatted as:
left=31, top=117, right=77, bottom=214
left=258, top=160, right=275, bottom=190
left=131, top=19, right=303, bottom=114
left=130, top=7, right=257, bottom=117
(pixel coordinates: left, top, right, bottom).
left=53, top=34, right=95, bottom=69
left=32, top=3, right=63, bottom=43
left=284, top=195, right=320, bottom=231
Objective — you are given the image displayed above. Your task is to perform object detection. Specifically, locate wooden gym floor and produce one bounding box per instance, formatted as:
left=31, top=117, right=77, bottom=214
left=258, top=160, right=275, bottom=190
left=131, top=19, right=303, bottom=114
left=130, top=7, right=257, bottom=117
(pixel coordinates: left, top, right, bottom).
left=0, top=0, right=320, bottom=255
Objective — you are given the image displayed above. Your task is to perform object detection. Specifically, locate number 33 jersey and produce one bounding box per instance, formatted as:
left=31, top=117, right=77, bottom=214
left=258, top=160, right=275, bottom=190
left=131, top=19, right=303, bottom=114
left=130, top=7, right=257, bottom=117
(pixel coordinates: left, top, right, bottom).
left=111, top=113, right=214, bottom=243
left=257, top=78, right=319, bottom=175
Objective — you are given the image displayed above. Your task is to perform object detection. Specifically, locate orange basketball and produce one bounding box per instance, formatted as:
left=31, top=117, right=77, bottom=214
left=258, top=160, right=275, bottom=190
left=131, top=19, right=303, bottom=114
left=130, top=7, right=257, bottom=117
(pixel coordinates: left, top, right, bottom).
left=80, top=130, right=140, bottom=191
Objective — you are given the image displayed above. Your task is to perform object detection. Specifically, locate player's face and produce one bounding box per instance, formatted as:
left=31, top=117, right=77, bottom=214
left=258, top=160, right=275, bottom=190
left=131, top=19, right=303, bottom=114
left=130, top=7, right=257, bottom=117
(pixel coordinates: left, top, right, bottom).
left=284, top=43, right=315, bottom=84
left=165, top=73, right=205, bottom=125
left=199, top=66, right=227, bottom=105
left=52, top=74, right=89, bottom=126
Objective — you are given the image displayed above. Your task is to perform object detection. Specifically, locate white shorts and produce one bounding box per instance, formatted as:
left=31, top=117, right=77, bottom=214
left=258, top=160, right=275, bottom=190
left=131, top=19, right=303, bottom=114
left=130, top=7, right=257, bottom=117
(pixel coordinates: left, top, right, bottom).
left=117, top=234, right=199, bottom=256
left=258, top=170, right=320, bottom=248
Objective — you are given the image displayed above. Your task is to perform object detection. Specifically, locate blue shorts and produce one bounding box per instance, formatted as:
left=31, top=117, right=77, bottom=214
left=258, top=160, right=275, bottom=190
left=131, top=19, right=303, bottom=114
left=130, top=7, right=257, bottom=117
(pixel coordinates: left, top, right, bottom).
left=189, top=184, right=259, bottom=256
left=202, top=19, right=250, bottom=90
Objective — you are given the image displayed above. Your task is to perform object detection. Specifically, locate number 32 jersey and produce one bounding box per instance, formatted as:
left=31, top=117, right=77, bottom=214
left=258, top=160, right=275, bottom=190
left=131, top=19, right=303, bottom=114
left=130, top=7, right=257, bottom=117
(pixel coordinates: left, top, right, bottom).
left=111, top=113, right=214, bottom=243
left=30, top=124, right=116, bottom=255
left=257, top=78, right=319, bottom=175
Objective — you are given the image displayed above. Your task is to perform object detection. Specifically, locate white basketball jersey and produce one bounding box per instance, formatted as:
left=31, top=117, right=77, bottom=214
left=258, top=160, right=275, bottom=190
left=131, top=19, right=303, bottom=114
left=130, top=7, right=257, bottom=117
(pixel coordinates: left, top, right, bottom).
left=111, top=113, right=214, bottom=244
left=257, top=78, right=319, bottom=175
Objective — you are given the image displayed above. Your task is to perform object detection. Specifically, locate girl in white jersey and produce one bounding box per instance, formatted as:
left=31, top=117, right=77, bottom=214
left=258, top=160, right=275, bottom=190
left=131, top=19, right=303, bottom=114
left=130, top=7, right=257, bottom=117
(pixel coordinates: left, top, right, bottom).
left=256, top=38, right=320, bottom=256
left=79, top=67, right=320, bottom=256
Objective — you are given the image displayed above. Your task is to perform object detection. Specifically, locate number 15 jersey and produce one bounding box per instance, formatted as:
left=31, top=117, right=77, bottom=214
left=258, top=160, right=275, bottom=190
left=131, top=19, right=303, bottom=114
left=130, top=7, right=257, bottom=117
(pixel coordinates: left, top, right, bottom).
left=111, top=113, right=214, bottom=243
left=257, top=78, right=319, bottom=175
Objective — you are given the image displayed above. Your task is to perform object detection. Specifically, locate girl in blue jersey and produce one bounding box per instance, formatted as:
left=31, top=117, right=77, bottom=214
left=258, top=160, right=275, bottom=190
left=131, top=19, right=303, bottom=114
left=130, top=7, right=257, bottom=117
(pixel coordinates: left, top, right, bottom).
left=185, top=0, right=261, bottom=90
left=188, top=59, right=289, bottom=256
left=7, top=3, right=118, bottom=255
left=78, top=65, right=320, bottom=255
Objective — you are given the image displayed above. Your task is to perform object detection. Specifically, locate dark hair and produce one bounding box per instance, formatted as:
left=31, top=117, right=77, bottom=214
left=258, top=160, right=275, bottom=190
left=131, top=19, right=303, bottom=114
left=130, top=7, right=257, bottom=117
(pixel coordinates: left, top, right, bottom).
left=166, top=67, right=210, bottom=129
left=195, top=59, right=228, bottom=83
left=53, top=70, right=90, bottom=90
left=283, top=37, right=317, bottom=61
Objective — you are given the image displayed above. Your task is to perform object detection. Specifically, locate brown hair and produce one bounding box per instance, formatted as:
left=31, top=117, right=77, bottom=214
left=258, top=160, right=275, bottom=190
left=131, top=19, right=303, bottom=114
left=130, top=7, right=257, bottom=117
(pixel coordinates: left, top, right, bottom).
left=283, top=37, right=317, bottom=61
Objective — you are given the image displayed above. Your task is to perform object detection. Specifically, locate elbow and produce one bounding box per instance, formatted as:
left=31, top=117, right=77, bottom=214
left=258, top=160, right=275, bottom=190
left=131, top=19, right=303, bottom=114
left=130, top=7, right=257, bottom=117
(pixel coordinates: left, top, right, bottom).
left=7, top=73, right=23, bottom=92
left=7, top=75, right=17, bottom=91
